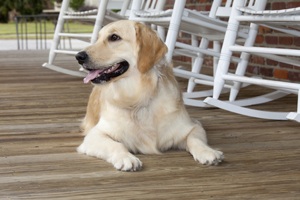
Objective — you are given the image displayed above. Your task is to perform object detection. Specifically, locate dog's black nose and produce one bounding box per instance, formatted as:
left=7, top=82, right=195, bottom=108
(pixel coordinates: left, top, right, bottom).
left=76, top=51, right=88, bottom=64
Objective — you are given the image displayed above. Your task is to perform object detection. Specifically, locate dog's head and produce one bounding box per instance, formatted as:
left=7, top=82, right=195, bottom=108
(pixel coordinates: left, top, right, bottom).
left=76, top=20, right=168, bottom=84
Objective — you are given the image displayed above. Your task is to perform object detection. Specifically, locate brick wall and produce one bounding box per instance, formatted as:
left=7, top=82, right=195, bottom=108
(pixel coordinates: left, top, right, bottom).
left=165, top=0, right=300, bottom=82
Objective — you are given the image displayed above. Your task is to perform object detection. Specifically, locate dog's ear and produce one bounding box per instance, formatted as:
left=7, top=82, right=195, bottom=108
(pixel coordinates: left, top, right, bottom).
left=135, top=23, right=168, bottom=73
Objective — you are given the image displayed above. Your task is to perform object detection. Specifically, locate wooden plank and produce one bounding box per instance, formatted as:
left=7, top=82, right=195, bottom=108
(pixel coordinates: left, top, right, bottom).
left=0, top=50, right=300, bottom=199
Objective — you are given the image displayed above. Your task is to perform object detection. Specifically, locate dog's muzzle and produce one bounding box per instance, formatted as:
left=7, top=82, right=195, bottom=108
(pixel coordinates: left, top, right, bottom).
left=75, top=51, right=88, bottom=65
left=75, top=51, right=129, bottom=84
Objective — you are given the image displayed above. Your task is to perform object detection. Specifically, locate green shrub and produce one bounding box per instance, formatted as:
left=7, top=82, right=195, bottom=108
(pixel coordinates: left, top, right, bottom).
left=0, top=0, right=43, bottom=23
left=0, top=0, right=13, bottom=23
left=70, top=0, right=85, bottom=11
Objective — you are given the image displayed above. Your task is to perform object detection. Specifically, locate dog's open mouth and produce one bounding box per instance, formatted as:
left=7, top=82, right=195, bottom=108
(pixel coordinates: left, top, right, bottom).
left=83, top=61, right=129, bottom=84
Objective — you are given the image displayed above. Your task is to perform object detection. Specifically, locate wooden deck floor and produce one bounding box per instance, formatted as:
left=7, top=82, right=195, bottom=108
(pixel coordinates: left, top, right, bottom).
left=1, top=50, right=300, bottom=200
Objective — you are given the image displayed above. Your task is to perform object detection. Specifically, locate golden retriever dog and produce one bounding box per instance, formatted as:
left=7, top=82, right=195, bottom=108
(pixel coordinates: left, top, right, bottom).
left=75, top=20, right=223, bottom=171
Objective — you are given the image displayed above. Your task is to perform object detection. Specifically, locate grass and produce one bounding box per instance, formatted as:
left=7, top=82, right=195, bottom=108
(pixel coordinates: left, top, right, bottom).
left=0, top=21, right=94, bottom=39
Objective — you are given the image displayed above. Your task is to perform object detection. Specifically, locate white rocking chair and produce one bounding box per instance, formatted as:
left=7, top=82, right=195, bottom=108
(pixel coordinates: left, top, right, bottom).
left=204, top=0, right=300, bottom=122
left=42, top=0, right=130, bottom=77
left=130, top=0, right=269, bottom=107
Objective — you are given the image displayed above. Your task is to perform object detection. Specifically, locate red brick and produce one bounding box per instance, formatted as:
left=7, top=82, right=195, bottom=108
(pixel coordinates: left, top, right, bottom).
left=208, top=41, right=213, bottom=49
left=247, top=65, right=259, bottom=75
left=272, top=2, right=286, bottom=10
left=274, top=68, right=289, bottom=80
left=187, top=0, right=204, bottom=3
left=294, top=38, right=300, bottom=47
left=250, top=56, right=265, bottom=65
left=265, top=3, right=271, bottom=10
left=265, top=36, right=278, bottom=45
left=279, top=62, right=294, bottom=70
left=178, top=31, right=191, bottom=38
left=294, top=65, right=300, bottom=69
left=266, top=59, right=279, bottom=66
left=279, top=36, right=293, bottom=46
left=229, top=63, right=237, bottom=71
left=255, top=35, right=264, bottom=44
left=204, top=57, right=213, bottom=67
left=205, top=5, right=211, bottom=11
left=186, top=0, right=195, bottom=3
left=199, top=0, right=209, bottom=3
left=259, top=67, right=273, bottom=78
left=195, top=5, right=207, bottom=11
left=258, top=27, right=272, bottom=34
left=287, top=2, right=300, bottom=8
left=177, top=37, right=191, bottom=45
left=175, top=56, right=191, bottom=63
left=186, top=5, right=196, bottom=10
left=288, top=71, right=300, bottom=82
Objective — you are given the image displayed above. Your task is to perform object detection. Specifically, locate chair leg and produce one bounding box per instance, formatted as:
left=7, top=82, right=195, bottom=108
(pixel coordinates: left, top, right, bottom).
left=286, top=90, right=300, bottom=122
left=286, top=113, right=300, bottom=122
left=165, top=0, right=186, bottom=62
left=90, top=0, right=109, bottom=44
left=213, top=41, right=221, bottom=76
left=229, top=23, right=259, bottom=101
left=187, top=38, right=209, bottom=93
left=212, top=0, right=242, bottom=99
left=229, top=53, right=250, bottom=101
left=48, top=0, right=70, bottom=64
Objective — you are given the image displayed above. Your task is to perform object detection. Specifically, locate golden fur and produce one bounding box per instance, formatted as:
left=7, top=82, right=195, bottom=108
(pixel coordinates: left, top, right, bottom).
left=77, top=20, right=223, bottom=171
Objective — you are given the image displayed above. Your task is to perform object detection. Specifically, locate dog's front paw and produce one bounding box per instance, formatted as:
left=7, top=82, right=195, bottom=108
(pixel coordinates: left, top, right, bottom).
left=192, top=148, right=224, bottom=165
left=111, top=153, right=143, bottom=172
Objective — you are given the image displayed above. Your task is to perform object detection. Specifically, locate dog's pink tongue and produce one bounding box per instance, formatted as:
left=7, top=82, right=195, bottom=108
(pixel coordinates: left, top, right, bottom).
left=83, top=69, right=102, bottom=84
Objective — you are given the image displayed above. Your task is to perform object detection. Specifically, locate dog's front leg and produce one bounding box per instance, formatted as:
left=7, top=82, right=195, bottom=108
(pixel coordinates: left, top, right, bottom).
left=77, top=128, right=142, bottom=171
left=186, top=123, right=224, bottom=165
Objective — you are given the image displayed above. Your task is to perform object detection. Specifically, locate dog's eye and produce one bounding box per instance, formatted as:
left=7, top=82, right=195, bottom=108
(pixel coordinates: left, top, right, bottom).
left=109, top=34, right=121, bottom=42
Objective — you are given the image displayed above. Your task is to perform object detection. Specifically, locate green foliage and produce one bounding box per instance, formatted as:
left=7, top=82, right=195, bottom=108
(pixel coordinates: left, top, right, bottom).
left=17, top=0, right=43, bottom=15
left=0, top=0, right=13, bottom=22
left=70, top=0, right=85, bottom=11
left=0, top=0, right=43, bottom=23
